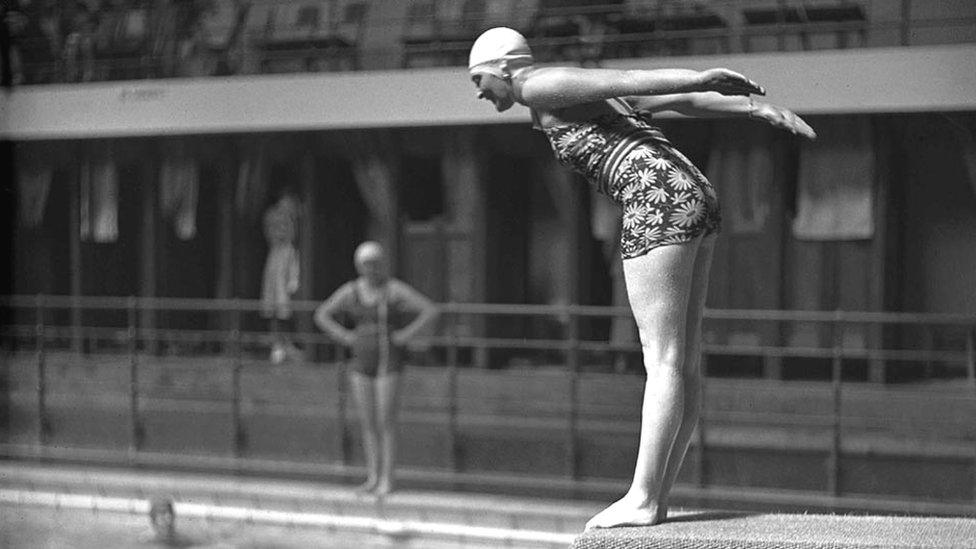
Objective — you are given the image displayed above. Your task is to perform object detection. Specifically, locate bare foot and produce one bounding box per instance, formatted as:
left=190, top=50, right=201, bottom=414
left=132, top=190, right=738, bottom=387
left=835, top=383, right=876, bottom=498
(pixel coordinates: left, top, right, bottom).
left=585, top=495, right=662, bottom=531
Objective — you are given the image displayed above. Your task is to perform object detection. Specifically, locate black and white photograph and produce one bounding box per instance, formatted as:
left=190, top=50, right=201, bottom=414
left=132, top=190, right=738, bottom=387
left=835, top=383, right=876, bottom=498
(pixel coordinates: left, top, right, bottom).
left=1, top=1, right=974, bottom=547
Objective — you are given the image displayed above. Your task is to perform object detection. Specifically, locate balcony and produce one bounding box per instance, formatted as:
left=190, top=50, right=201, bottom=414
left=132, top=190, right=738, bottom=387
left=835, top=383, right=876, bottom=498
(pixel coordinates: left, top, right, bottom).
left=3, top=0, right=976, bottom=86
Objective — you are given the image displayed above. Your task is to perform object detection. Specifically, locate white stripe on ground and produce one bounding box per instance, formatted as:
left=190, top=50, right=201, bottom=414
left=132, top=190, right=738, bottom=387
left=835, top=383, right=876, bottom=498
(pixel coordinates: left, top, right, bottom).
left=0, top=489, right=578, bottom=545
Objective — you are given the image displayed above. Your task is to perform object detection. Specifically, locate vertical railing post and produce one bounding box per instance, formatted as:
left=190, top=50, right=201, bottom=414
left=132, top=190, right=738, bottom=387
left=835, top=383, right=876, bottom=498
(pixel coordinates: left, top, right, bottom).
left=827, top=311, right=843, bottom=497
left=35, top=294, right=48, bottom=447
left=231, top=303, right=245, bottom=460
left=965, top=326, right=975, bottom=389
left=338, top=345, right=351, bottom=469
left=565, top=305, right=581, bottom=483
left=446, top=306, right=460, bottom=480
left=127, top=295, right=142, bottom=459
left=900, top=0, right=912, bottom=46
left=695, top=354, right=707, bottom=489
left=961, top=323, right=976, bottom=504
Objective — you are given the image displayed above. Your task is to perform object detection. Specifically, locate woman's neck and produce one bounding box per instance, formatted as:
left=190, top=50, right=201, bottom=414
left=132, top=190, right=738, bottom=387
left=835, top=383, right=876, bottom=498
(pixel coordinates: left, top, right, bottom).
left=510, top=64, right=535, bottom=105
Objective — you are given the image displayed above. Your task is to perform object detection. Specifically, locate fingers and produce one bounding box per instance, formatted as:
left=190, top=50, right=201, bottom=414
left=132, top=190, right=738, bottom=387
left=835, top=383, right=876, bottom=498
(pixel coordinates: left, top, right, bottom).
left=741, top=76, right=765, bottom=96
left=795, top=116, right=817, bottom=139
left=725, top=69, right=765, bottom=96
left=779, top=109, right=817, bottom=140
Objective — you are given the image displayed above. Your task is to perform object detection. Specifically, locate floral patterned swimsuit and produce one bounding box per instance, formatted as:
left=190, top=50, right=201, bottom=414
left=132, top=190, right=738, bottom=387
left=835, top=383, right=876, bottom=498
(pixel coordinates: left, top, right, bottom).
left=535, top=99, right=721, bottom=259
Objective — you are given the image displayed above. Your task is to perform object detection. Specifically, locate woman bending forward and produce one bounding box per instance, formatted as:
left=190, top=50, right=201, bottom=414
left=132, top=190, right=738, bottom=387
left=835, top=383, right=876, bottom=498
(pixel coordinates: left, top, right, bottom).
left=466, top=27, right=815, bottom=530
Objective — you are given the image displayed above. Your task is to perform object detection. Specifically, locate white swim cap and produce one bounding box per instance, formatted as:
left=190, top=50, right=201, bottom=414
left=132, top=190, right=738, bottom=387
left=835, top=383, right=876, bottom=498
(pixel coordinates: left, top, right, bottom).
left=354, top=241, right=385, bottom=264
left=468, top=27, right=533, bottom=74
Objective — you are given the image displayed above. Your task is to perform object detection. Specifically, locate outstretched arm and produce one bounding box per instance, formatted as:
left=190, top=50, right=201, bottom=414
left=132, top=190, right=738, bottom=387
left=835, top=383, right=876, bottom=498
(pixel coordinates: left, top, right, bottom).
left=519, top=67, right=765, bottom=111
left=625, top=92, right=816, bottom=139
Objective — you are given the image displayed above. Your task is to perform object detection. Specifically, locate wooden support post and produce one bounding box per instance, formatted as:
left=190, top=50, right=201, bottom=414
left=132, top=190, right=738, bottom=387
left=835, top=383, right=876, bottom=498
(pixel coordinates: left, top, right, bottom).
left=69, top=152, right=83, bottom=354
left=695, top=363, right=707, bottom=489
left=140, top=156, right=158, bottom=355
left=297, top=150, right=315, bottom=355
left=232, top=319, right=246, bottom=459
left=901, top=0, right=912, bottom=46
left=127, top=296, right=142, bottom=459
left=447, top=315, right=461, bottom=481
left=215, top=151, right=234, bottom=344
left=444, top=129, right=488, bottom=369
left=827, top=313, right=843, bottom=497
left=35, top=295, right=48, bottom=446
left=869, top=118, right=889, bottom=384
left=966, top=327, right=975, bottom=389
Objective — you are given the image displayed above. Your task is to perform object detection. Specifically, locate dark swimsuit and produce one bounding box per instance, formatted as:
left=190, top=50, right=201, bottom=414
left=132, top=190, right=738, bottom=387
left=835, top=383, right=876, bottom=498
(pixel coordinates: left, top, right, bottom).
left=348, top=285, right=404, bottom=377
left=535, top=99, right=721, bottom=259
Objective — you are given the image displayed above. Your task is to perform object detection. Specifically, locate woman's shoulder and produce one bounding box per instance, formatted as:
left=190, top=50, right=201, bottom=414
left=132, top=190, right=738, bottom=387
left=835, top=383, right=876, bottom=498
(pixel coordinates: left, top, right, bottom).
left=330, top=280, right=358, bottom=299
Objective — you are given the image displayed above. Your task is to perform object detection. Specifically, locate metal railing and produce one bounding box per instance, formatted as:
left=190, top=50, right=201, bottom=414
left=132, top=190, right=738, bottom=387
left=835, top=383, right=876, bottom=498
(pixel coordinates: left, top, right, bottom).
left=5, top=0, right=976, bottom=85
left=1, top=294, right=974, bottom=514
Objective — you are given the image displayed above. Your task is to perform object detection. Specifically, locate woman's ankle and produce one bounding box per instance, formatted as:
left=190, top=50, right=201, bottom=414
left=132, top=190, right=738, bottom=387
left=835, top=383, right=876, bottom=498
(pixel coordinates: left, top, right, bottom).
left=622, top=488, right=662, bottom=508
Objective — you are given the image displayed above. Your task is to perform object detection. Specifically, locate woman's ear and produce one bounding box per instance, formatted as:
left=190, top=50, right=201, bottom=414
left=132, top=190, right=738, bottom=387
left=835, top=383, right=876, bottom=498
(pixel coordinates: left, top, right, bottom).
left=499, top=60, right=513, bottom=81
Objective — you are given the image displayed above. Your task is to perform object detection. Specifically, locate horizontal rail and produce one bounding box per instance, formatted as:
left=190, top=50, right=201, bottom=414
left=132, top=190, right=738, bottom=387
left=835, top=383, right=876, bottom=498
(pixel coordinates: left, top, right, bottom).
left=3, top=294, right=975, bottom=325
left=2, top=325, right=972, bottom=365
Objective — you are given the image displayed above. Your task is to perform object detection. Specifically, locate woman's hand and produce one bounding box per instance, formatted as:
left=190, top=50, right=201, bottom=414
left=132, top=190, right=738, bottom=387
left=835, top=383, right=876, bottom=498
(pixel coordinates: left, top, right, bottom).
left=698, top=68, right=766, bottom=96
left=752, top=102, right=817, bottom=139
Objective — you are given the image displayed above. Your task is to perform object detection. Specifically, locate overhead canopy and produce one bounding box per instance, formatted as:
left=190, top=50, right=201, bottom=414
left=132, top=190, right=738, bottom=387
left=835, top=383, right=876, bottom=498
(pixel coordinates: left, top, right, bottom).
left=2, top=44, right=975, bottom=140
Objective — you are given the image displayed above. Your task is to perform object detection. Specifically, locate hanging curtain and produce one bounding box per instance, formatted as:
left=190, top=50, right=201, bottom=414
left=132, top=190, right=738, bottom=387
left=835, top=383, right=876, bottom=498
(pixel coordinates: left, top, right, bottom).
left=345, top=131, right=399, bottom=249
left=943, top=114, right=976, bottom=198
left=235, top=138, right=268, bottom=221
left=17, top=165, right=52, bottom=228
left=159, top=149, right=199, bottom=240
left=792, top=116, right=875, bottom=240
left=80, top=157, right=119, bottom=243
left=705, top=121, right=775, bottom=234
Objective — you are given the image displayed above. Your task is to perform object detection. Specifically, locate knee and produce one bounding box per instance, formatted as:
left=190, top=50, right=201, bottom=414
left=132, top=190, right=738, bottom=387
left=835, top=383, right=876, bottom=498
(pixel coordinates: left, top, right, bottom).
left=641, top=342, right=686, bottom=375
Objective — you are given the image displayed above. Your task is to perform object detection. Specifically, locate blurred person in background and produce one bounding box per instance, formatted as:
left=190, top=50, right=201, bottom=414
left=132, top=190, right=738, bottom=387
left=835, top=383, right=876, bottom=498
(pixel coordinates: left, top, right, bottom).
left=5, top=0, right=61, bottom=84
left=466, top=27, right=815, bottom=530
left=261, top=185, right=302, bottom=364
left=314, top=241, right=438, bottom=495
left=61, top=1, right=96, bottom=82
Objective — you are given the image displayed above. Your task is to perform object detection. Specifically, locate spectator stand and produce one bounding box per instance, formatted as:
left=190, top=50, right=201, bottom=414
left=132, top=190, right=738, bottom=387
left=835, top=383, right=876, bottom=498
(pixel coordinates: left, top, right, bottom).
left=254, top=0, right=368, bottom=74
left=59, top=1, right=97, bottom=83
left=525, top=0, right=618, bottom=65
left=601, top=0, right=731, bottom=59
left=177, top=0, right=252, bottom=77
left=742, top=0, right=867, bottom=52
left=524, top=1, right=731, bottom=65
left=400, top=0, right=528, bottom=69
left=5, top=0, right=62, bottom=85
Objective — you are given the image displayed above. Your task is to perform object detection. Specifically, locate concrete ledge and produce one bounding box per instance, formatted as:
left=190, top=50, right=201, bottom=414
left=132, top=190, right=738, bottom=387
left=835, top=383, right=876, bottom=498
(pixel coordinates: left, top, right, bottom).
left=572, top=512, right=976, bottom=549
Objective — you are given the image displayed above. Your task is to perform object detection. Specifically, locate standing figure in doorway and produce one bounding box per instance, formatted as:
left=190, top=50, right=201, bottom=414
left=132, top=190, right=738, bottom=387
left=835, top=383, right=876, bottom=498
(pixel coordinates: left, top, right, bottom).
left=466, top=27, right=815, bottom=529
left=314, top=241, right=439, bottom=495
left=261, top=185, right=302, bottom=364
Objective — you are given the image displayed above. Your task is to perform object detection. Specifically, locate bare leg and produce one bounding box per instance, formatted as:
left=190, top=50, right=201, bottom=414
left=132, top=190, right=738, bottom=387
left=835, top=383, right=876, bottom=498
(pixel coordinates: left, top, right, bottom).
left=585, top=237, right=702, bottom=530
left=373, top=372, right=402, bottom=495
left=348, top=371, right=379, bottom=492
left=654, top=234, right=716, bottom=522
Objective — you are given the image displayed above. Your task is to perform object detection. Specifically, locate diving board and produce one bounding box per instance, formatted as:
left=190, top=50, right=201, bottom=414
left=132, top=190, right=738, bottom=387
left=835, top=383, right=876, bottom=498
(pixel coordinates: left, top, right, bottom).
left=573, top=512, right=976, bottom=549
